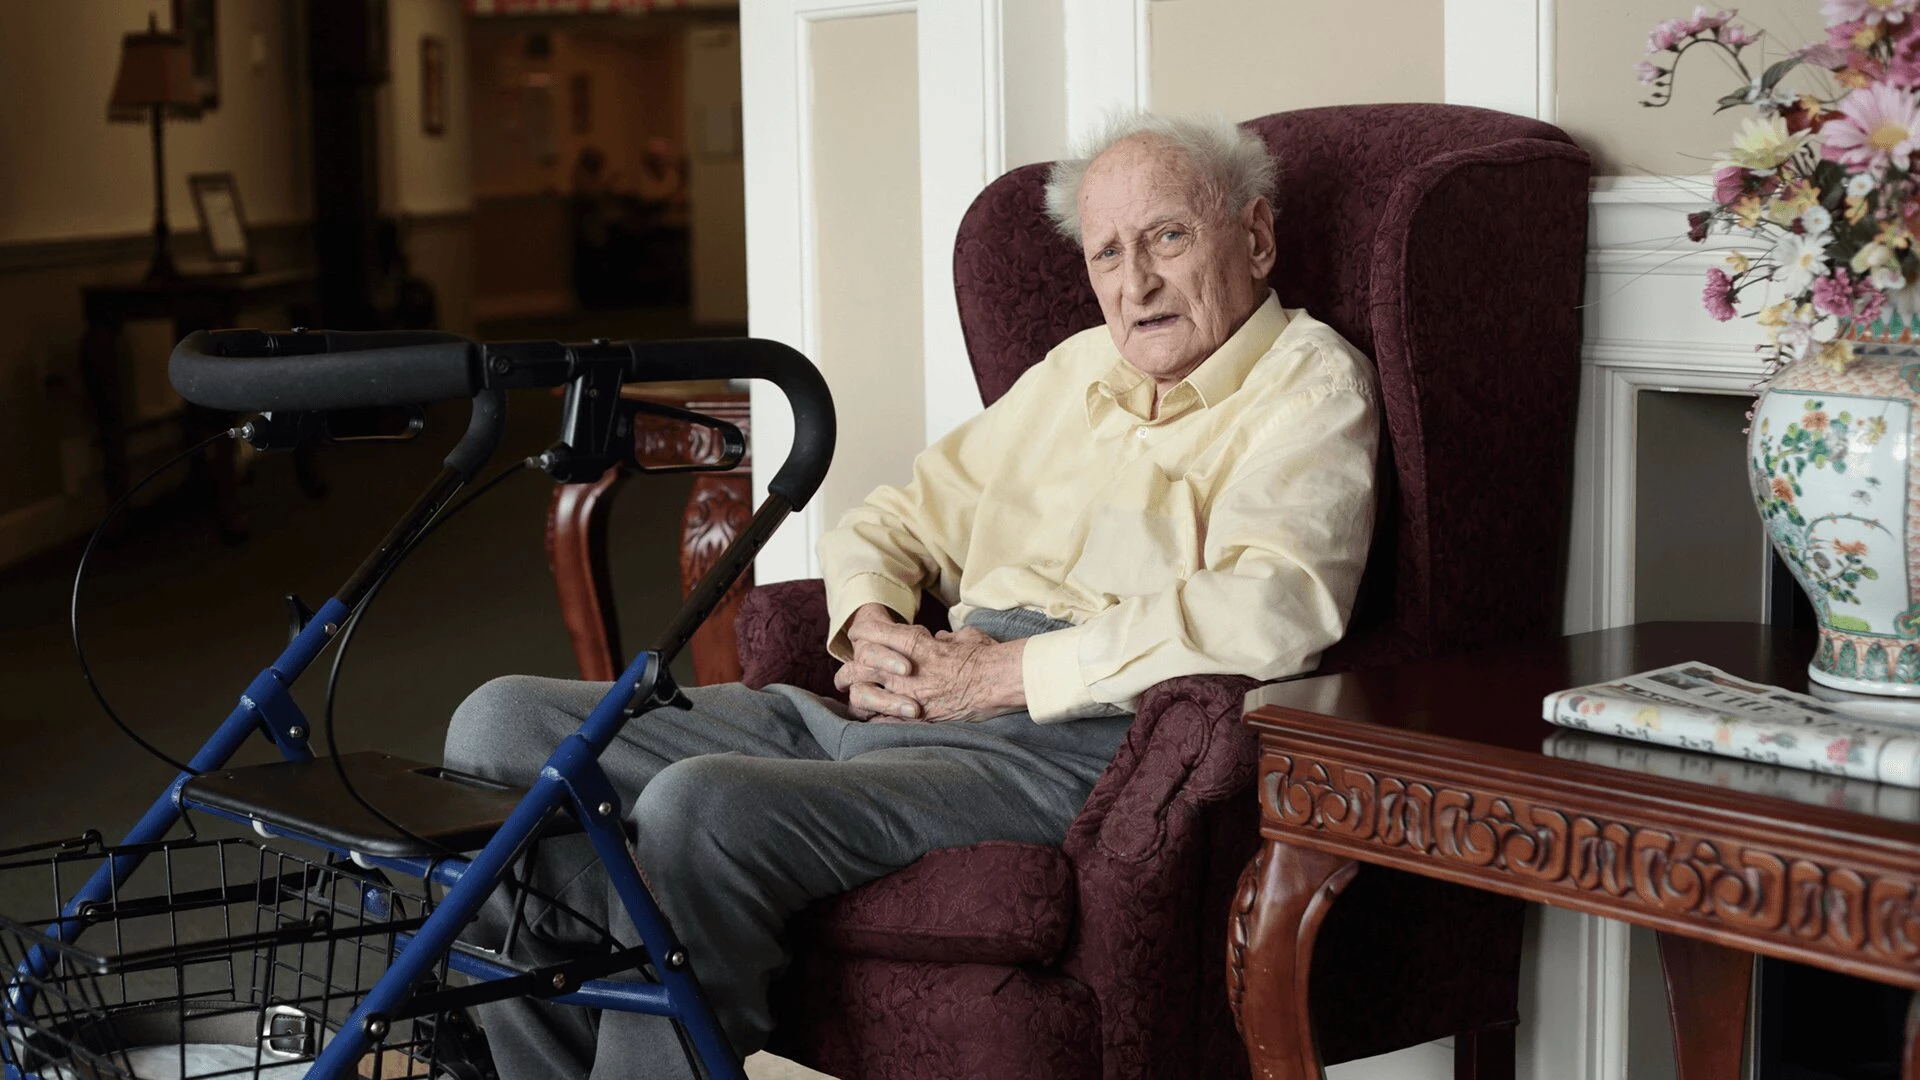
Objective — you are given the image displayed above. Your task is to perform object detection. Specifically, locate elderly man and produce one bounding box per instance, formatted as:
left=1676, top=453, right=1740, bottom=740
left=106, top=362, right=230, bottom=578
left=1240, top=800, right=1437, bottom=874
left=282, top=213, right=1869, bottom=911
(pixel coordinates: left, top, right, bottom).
left=444, top=112, right=1378, bottom=1078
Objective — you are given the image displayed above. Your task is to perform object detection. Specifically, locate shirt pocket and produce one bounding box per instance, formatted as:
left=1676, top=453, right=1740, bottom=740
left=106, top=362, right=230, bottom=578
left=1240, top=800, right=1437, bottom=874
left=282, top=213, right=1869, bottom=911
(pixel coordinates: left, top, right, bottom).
left=1066, top=463, right=1204, bottom=600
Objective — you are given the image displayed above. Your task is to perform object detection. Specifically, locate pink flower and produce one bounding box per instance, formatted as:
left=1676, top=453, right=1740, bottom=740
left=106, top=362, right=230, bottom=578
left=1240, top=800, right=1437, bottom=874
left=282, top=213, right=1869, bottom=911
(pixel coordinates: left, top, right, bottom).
left=1704, top=267, right=1737, bottom=320
left=1814, top=269, right=1857, bottom=315
left=1649, top=18, right=1688, bottom=51
left=1858, top=284, right=1890, bottom=322
left=1822, top=82, right=1920, bottom=169
left=1713, top=165, right=1748, bottom=203
left=1721, top=22, right=1759, bottom=44
left=1829, top=737, right=1853, bottom=763
left=1638, top=60, right=1666, bottom=85
left=1824, top=0, right=1917, bottom=26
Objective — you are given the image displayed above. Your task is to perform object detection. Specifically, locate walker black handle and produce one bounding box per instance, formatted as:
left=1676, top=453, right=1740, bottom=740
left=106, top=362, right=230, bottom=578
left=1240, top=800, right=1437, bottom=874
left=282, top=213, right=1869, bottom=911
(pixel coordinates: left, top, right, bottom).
left=169, top=329, right=837, bottom=510
left=625, top=338, right=835, bottom=509
left=170, top=329, right=481, bottom=412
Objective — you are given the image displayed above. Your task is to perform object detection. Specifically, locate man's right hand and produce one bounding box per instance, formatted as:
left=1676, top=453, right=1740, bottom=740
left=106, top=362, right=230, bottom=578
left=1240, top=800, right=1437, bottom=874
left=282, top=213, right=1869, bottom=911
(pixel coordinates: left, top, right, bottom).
left=839, top=603, right=926, bottom=720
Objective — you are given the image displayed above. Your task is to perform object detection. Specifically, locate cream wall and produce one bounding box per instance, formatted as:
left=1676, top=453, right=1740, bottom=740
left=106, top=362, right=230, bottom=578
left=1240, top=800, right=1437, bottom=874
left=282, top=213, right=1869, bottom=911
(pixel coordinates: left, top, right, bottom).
left=387, top=0, right=474, bottom=217
left=1555, top=0, right=1828, bottom=176
left=809, top=12, right=925, bottom=530
left=0, top=0, right=310, bottom=243
left=1148, top=0, right=1445, bottom=119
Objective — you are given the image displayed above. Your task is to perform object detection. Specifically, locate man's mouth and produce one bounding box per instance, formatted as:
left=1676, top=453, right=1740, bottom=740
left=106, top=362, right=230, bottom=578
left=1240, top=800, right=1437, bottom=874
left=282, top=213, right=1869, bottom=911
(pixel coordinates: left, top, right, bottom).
left=1135, top=314, right=1179, bottom=330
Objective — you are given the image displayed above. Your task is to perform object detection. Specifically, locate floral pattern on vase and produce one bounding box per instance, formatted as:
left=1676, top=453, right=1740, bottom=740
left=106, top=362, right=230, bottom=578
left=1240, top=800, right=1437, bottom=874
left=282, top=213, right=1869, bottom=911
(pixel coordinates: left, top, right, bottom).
left=1751, top=345, right=1920, bottom=695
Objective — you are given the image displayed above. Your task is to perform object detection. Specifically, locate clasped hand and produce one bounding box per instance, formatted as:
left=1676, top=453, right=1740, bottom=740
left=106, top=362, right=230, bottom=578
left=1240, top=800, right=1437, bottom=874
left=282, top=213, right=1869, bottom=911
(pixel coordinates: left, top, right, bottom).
left=833, top=604, right=1026, bottom=723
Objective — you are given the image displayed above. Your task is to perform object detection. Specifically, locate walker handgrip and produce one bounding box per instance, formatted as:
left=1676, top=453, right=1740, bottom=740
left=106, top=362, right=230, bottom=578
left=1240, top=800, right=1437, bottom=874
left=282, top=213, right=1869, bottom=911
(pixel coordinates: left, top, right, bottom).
left=170, top=329, right=482, bottom=412
left=624, top=338, right=836, bottom=510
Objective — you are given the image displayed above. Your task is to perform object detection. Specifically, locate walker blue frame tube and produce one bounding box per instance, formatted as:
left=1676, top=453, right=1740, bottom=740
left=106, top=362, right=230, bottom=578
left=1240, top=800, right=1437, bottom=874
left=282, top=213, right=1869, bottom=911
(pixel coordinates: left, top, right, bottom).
left=8, top=332, right=831, bottom=1080
left=6, top=596, right=347, bottom=1017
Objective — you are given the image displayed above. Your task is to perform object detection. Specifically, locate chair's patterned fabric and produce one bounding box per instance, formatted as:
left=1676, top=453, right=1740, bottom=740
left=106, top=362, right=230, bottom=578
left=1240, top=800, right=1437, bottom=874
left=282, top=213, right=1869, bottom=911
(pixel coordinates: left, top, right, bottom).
left=768, top=956, right=1102, bottom=1080
left=800, top=841, right=1075, bottom=966
left=741, top=104, right=1590, bottom=1079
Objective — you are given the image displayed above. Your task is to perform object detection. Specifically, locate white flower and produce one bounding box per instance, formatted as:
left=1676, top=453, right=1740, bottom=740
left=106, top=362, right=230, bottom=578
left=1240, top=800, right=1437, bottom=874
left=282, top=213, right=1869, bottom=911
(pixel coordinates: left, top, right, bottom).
left=1775, top=231, right=1833, bottom=294
left=1888, top=276, right=1920, bottom=317
left=1849, top=172, right=1878, bottom=198
left=1802, top=205, right=1835, bottom=234
left=1853, top=238, right=1896, bottom=275
left=1873, top=263, right=1909, bottom=290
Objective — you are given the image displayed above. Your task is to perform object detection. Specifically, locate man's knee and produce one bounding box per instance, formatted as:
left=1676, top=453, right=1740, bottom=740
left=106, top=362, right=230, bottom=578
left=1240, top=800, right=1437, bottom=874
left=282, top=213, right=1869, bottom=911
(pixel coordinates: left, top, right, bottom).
left=444, top=674, right=571, bottom=783
left=629, top=756, right=771, bottom=870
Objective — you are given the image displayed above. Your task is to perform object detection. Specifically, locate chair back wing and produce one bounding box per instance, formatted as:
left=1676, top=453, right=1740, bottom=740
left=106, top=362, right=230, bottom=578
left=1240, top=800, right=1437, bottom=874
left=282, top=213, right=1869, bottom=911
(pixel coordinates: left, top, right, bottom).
left=953, top=104, right=1591, bottom=660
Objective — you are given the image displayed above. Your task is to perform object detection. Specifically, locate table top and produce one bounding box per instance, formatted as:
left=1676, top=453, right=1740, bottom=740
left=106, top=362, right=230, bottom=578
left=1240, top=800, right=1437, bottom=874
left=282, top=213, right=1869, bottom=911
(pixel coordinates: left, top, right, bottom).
left=1246, top=620, right=1920, bottom=840
left=1243, top=621, right=1920, bottom=985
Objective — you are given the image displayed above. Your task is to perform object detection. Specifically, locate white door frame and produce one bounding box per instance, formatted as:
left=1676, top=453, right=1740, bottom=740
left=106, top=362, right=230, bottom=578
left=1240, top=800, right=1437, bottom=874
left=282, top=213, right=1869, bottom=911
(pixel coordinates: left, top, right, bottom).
left=742, top=0, right=1133, bottom=583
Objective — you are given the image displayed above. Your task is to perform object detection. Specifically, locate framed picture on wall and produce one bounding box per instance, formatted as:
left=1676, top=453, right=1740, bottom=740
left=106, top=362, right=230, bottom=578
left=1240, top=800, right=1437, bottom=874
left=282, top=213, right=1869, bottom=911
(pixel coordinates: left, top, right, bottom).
left=170, top=0, right=219, bottom=112
left=421, top=36, right=446, bottom=136
left=188, top=173, right=252, bottom=272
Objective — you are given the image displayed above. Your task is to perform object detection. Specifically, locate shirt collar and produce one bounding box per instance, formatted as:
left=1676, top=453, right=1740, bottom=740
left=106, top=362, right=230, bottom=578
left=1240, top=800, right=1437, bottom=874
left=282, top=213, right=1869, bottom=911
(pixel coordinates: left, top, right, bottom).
left=1084, top=291, right=1287, bottom=427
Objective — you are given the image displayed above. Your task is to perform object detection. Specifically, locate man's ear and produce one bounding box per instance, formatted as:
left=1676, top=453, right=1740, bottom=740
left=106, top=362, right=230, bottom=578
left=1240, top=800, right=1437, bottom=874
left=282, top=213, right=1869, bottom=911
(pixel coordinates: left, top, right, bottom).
left=1243, top=196, right=1277, bottom=279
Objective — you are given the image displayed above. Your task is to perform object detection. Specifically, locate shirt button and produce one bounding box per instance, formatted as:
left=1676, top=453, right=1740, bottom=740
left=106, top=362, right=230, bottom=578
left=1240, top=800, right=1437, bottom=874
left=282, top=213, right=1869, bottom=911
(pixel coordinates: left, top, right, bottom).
left=1134, top=427, right=1149, bottom=439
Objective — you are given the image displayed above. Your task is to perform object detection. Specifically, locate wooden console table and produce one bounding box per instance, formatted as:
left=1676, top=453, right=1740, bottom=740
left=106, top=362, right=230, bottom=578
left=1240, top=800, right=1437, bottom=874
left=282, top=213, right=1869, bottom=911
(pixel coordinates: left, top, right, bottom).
left=547, top=383, right=751, bottom=687
left=1232, top=621, right=1920, bottom=1079
left=80, top=270, right=320, bottom=539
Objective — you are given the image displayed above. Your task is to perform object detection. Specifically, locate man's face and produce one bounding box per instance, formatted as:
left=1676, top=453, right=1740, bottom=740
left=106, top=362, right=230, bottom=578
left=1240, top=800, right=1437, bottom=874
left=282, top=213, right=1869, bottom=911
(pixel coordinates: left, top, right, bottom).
left=1077, top=137, right=1276, bottom=387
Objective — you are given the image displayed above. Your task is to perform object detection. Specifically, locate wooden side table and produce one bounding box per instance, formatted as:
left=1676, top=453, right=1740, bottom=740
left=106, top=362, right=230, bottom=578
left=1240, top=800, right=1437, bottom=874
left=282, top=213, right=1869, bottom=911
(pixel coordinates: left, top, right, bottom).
left=1232, top=622, right=1920, bottom=1079
left=547, top=383, right=751, bottom=686
left=80, top=270, right=320, bottom=538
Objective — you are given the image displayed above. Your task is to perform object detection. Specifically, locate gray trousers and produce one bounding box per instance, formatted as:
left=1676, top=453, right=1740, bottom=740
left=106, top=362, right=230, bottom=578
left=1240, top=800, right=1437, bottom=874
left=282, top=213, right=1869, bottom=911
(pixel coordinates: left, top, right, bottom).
left=440, top=609, right=1131, bottom=1080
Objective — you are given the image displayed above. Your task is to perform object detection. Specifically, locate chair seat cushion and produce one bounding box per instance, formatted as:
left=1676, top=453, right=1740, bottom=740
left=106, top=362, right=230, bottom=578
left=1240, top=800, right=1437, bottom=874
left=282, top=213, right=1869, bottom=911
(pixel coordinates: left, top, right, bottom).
left=806, top=841, right=1076, bottom=966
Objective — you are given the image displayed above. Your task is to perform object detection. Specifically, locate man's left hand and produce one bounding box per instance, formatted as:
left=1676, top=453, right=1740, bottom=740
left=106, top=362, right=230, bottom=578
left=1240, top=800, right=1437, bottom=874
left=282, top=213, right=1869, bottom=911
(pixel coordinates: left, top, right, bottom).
left=833, top=623, right=1027, bottom=723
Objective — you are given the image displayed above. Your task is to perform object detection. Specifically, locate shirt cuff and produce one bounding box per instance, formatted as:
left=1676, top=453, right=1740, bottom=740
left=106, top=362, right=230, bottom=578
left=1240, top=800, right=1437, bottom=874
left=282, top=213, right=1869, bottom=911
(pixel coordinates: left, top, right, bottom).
left=1020, top=625, right=1099, bottom=723
left=826, top=573, right=921, bottom=661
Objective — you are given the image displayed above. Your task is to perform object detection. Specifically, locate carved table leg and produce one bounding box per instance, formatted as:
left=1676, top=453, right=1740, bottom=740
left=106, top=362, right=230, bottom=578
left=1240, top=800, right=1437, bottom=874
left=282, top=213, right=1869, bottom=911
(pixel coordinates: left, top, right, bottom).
left=681, top=472, right=753, bottom=686
left=1228, top=840, right=1359, bottom=1080
left=1656, top=931, right=1753, bottom=1080
left=548, top=467, right=630, bottom=682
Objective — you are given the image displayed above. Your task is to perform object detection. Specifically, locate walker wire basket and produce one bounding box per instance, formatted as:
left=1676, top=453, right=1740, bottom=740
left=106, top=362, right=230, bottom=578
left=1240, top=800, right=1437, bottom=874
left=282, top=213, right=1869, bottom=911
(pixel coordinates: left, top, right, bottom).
left=0, top=833, right=479, bottom=1080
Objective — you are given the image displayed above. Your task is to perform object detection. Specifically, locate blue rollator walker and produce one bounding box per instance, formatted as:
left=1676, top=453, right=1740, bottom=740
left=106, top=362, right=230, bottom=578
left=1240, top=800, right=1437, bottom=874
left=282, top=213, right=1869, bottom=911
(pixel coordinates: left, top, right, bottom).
left=0, top=328, right=836, bottom=1080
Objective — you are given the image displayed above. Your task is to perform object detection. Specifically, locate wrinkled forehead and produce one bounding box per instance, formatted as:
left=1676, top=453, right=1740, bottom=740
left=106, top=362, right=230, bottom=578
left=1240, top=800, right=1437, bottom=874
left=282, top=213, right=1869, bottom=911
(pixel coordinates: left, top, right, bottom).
left=1077, top=138, right=1219, bottom=242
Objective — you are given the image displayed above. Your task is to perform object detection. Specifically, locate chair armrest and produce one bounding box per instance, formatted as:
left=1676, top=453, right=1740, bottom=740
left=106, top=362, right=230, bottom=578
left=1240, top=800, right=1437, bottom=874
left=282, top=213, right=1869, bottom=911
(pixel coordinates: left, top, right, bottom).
left=1065, top=673, right=1261, bottom=864
left=736, top=580, right=841, bottom=699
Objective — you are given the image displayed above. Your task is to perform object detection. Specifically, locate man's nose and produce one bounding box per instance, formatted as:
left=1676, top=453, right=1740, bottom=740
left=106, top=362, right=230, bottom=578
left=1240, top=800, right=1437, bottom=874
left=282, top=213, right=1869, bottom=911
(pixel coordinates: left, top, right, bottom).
left=1121, top=250, right=1160, bottom=303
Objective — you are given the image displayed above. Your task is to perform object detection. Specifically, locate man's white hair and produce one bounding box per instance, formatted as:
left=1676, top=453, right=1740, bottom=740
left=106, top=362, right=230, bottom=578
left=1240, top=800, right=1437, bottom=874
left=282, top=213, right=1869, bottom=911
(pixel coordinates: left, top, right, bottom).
left=1043, top=113, right=1277, bottom=244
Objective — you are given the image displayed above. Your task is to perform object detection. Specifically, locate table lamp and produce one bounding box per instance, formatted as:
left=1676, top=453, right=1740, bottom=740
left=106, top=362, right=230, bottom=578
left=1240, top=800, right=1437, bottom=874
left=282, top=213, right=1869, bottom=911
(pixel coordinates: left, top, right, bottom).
left=108, top=14, right=200, bottom=282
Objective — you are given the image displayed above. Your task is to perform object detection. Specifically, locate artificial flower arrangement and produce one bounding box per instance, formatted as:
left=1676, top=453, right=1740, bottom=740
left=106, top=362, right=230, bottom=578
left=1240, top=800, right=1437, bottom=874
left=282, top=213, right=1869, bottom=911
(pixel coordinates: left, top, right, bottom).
left=1641, top=2, right=1920, bottom=382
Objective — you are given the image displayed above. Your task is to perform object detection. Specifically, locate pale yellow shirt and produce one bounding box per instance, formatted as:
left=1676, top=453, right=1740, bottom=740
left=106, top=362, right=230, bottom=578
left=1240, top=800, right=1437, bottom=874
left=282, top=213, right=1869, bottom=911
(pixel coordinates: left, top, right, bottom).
left=818, top=293, right=1379, bottom=723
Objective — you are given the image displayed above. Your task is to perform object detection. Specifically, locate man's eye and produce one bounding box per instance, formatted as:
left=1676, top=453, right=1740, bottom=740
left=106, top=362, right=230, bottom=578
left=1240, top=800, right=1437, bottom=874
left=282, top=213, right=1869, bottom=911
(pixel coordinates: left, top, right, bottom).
left=1160, top=229, right=1184, bottom=242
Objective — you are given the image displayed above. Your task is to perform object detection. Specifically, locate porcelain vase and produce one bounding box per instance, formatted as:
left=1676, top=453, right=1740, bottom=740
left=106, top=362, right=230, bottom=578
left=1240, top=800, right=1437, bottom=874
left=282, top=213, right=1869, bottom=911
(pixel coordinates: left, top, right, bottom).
left=1750, top=336, right=1920, bottom=695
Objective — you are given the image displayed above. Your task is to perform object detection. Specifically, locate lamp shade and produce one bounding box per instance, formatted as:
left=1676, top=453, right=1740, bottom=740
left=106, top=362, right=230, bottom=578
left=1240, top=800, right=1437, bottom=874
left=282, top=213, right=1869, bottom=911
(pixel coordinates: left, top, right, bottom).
left=108, top=17, right=199, bottom=121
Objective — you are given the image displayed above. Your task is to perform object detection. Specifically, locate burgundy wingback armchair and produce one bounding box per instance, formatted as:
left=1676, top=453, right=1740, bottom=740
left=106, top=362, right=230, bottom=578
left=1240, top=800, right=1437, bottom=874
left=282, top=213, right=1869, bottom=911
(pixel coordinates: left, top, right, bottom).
left=550, top=104, right=1590, bottom=1078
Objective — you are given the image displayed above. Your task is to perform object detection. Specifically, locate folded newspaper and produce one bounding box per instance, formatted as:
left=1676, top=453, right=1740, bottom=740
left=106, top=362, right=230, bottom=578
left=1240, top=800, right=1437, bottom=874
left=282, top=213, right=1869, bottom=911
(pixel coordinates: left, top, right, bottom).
left=1542, top=662, right=1920, bottom=788
left=1541, top=729, right=1920, bottom=821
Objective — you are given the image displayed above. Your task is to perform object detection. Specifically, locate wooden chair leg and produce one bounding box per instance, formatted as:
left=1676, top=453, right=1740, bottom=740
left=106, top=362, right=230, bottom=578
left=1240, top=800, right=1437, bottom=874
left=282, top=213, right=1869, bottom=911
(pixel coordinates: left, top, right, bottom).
left=1453, top=1024, right=1516, bottom=1080
left=1227, top=840, right=1359, bottom=1080
left=1657, top=931, right=1752, bottom=1080
left=547, top=467, right=630, bottom=681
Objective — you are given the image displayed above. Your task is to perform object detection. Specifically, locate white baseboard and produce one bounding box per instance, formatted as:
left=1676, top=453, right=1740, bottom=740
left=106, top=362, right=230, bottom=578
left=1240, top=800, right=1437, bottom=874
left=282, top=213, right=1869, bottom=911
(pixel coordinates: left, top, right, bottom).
left=1327, top=1039, right=1454, bottom=1080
